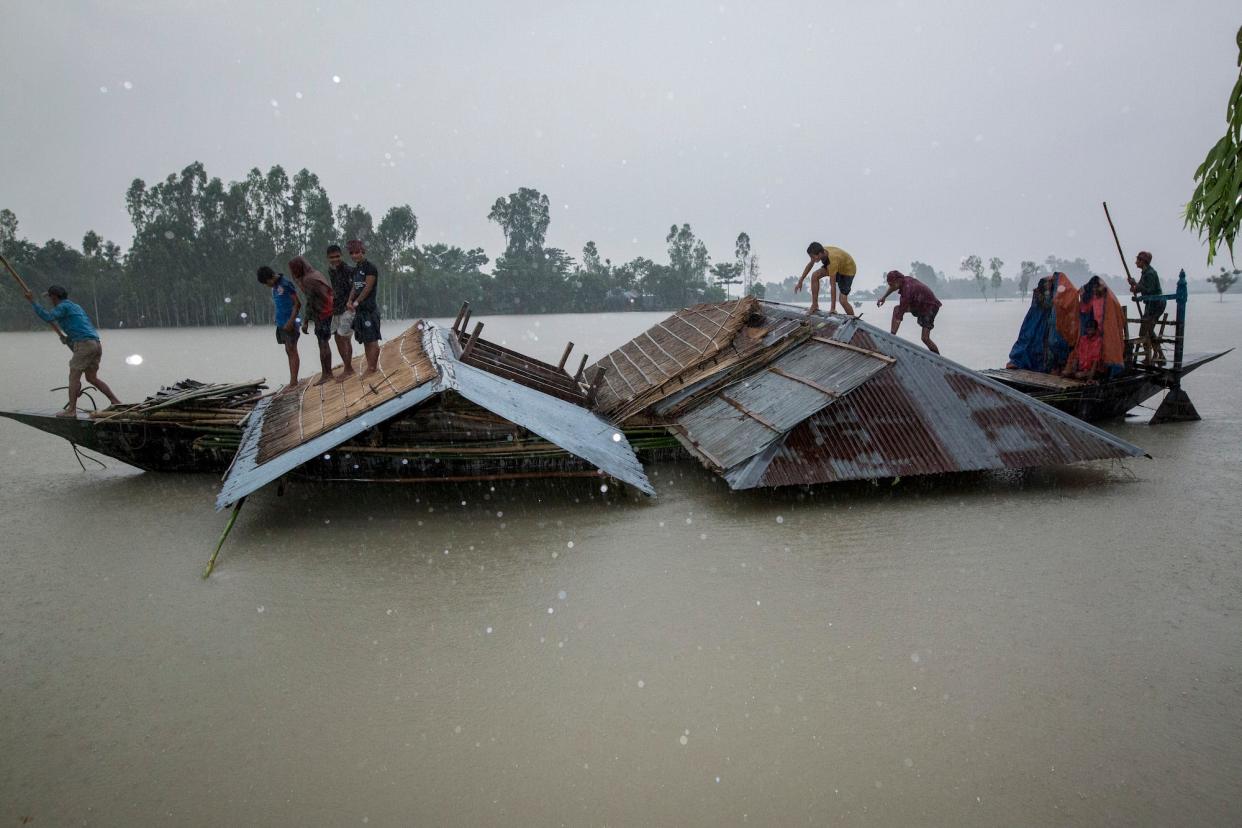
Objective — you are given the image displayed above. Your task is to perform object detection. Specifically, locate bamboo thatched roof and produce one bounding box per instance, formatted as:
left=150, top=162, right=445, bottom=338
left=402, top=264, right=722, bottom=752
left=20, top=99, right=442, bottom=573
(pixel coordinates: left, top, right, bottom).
left=587, top=297, right=767, bottom=420
left=256, top=323, right=436, bottom=464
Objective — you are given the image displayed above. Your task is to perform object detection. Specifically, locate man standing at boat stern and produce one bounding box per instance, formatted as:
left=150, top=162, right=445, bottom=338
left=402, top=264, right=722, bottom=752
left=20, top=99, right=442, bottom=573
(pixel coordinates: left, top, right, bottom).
left=326, top=244, right=356, bottom=381
left=1131, top=251, right=1167, bottom=365
left=24, top=284, right=122, bottom=416
left=795, top=242, right=858, bottom=316
left=343, top=239, right=382, bottom=379
left=877, top=269, right=942, bottom=354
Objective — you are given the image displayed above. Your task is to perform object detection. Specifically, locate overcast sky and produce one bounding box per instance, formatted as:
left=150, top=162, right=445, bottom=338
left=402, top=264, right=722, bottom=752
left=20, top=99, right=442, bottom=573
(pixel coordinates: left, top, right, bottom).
left=2, top=0, right=1238, bottom=287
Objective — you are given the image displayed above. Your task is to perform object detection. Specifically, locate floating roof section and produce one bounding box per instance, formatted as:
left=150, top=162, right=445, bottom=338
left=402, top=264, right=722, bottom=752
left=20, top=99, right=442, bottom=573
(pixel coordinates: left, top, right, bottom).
left=217, top=323, right=654, bottom=508
left=587, top=297, right=766, bottom=420
left=724, top=305, right=1146, bottom=488
left=670, top=336, right=893, bottom=472
left=595, top=301, right=1145, bottom=489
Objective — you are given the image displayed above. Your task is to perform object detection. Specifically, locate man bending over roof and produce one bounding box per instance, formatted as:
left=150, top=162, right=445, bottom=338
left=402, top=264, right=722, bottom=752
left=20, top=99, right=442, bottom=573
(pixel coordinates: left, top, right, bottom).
left=795, top=242, right=857, bottom=316
left=24, top=284, right=122, bottom=417
left=877, top=269, right=942, bottom=354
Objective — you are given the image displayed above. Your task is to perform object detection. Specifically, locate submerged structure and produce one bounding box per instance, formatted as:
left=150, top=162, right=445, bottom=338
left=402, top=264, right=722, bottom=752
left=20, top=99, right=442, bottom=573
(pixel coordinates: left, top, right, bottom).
left=2, top=300, right=1150, bottom=508
left=585, top=298, right=1144, bottom=489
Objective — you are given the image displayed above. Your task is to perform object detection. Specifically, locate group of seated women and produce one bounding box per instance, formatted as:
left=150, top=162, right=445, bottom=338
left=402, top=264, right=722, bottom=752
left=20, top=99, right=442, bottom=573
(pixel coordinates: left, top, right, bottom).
left=1005, top=273, right=1126, bottom=382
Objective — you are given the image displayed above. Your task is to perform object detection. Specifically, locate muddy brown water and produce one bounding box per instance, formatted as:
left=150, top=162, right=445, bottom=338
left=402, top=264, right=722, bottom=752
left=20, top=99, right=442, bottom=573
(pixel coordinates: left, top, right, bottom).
left=2, top=298, right=1240, bottom=825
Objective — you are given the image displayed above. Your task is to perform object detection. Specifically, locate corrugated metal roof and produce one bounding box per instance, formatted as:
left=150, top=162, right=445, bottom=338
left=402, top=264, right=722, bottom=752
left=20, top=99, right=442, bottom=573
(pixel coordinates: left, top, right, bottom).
left=217, top=324, right=653, bottom=508
left=671, top=338, right=891, bottom=471
left=721, top=303, right=1146, bottom=488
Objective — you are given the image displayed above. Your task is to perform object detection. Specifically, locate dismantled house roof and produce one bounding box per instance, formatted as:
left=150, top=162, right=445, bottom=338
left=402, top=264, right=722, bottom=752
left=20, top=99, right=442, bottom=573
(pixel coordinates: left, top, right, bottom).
left=257, top=324, right=438, bottom=464
left=586, top=297, right=769, bottom=420
left=216, top=322, right=654, bottom=509
left=602, top=301, right=1146, bottom=489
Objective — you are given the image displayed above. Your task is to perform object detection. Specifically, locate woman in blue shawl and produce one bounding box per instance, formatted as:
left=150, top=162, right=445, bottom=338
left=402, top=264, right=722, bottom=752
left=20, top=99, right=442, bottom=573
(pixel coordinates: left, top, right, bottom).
left=1007, top=277, right=1054, bottom=370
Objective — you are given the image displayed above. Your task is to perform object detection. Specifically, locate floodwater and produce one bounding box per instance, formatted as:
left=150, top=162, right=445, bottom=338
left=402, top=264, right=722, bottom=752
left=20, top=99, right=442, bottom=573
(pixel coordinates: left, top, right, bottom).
left=2, top=298, right=1240, bottom=826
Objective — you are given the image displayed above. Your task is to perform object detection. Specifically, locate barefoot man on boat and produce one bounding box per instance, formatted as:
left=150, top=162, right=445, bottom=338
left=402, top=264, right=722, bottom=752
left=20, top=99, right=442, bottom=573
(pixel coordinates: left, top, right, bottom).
left=24, top=284, right=121, bottom=416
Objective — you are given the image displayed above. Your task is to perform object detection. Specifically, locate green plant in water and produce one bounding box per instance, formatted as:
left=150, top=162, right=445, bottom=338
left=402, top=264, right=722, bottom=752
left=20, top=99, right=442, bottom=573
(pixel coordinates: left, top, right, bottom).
left=1184, top=26, right=1242, bottom=265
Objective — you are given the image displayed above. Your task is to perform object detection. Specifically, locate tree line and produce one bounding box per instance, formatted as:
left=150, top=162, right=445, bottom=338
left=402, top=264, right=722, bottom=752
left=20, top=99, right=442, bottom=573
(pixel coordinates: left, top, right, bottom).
left=0, top=162, right=766, bottom=331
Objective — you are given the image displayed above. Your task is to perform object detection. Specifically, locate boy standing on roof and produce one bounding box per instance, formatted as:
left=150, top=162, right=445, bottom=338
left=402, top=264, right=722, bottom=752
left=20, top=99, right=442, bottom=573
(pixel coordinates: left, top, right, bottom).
left=1130, top=250, right=1167, bottom=365
left=325, top=244, right=356, bottom=381
left=342, top=239, right=381, bottom=379
left=23, top=284, right=122, bottom=417
left=877, top=269, right=942, bottom=354
left=795, top=242, right=858, bottom=316
left=287, top=255, right=335, bottom=385
left=257, top=265, right=302, bottom=390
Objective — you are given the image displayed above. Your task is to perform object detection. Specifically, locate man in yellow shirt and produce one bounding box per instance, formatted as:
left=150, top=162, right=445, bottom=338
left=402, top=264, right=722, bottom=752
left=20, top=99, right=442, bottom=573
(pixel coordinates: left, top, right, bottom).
left=795, top=242, right=857, bottom=316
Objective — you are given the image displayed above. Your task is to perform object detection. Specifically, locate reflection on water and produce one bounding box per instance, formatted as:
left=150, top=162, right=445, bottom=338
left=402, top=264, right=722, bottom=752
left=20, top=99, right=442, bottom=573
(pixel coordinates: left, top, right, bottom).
left=1, top=299, right=1240, bottom=825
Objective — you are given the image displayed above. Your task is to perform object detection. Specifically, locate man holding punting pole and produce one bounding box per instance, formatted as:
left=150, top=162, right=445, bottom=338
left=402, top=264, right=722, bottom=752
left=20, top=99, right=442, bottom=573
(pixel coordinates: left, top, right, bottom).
left=24, top=284, right=122, bottom=416
left=1131, top=250, right=1167, bottom=365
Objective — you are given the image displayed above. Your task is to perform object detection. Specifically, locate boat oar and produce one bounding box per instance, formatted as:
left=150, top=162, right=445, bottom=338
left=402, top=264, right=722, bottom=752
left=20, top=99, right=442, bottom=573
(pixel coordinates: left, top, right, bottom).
left=0, top=252, right=68, bottom=340
left=202, top=497, right=246, bottom=579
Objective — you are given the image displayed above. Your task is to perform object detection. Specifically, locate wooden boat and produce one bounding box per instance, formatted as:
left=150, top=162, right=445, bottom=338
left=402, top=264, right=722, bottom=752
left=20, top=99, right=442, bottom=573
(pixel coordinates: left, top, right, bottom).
left=982, top=270, right=1231, bottom=423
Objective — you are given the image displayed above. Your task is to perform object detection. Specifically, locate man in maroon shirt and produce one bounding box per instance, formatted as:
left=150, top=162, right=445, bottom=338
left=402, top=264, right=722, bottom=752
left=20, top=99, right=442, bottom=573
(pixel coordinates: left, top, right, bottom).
left=876, top=269, right=942, bottom=354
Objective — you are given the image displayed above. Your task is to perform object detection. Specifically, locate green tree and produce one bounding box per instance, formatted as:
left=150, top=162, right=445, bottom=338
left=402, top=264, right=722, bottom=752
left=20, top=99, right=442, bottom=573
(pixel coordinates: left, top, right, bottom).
left=734, top=232, right=753, bottom=295
left=1018, top=260, right=1041, bottom=295
left=663, top=223, right=711, bottom=307
left=961, top=254, right=985, bottom=300
left=710, top=262, right=742, bottom=298
left=1208, top=266, right=1240, bottom=300
left=909, top=261, right=938, bottom=286
left=1184, top=26, right=1242, bottom=264
left=988, top=256, right=1004, bottom=297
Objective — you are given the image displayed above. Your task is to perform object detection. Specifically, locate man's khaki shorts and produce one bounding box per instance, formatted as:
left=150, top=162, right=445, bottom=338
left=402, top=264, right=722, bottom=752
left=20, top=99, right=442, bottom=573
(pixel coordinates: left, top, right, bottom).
left=331, top=310, right=355, bottom=337
left=69, top=339, right=102, bottom=372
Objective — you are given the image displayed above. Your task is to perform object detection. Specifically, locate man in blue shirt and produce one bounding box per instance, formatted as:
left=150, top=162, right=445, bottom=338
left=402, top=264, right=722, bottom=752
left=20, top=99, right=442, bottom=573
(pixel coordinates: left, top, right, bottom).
left=24, top=284, right=122, bottom=417
left=257, top=266, right=303, bottom=390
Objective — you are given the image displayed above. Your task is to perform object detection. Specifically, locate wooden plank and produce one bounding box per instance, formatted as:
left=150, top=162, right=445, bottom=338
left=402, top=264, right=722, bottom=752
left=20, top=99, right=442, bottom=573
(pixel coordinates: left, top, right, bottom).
left=717, top=392, right=782, bottom=432
left=768, top=366, right=839, bottom=397
left=809, top=335, right=896, bottom=363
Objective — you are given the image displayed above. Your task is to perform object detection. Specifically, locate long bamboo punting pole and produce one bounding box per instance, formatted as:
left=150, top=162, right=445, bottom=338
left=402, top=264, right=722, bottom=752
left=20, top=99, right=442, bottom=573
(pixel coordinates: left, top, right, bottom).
left=0, top=253, right=67, bottom=339
left=1102, top=202, right=1137, bottom=289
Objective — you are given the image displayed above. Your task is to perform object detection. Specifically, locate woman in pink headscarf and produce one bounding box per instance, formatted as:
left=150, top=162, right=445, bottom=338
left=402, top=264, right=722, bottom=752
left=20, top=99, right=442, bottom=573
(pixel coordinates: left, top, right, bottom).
left=287, top=255, right=336, bottom=384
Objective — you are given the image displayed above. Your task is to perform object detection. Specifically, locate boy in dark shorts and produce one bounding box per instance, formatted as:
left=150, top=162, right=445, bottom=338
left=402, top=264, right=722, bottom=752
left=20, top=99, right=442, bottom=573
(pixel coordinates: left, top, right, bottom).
left=257, top=265, right=302, bottom=389
left=325, top=244, right=356, bottom=380
left=877, top=269, right=942, bottom=354
left=795, top=242, right=858, bottom=316
left=343, top=239, right=381, bottom=378
left=287, top=255, right=335, bottom=385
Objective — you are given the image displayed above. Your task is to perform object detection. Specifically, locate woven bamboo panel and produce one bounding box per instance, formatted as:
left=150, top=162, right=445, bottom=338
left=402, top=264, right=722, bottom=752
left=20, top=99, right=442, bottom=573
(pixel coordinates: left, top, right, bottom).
left=256, top=322, right=437, bottom=464
left=587, top=297, right=758, bottom=416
